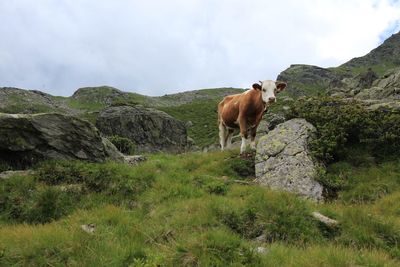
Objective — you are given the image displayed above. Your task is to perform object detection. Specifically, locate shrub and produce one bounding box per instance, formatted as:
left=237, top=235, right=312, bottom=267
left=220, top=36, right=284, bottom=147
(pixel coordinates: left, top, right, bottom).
left=23, top=187, right=76, bottom=223
left=0, top=160, right=11, bottom=172
left=286, top=97, right=400, bottom=163
left=315, top=166, right=347, bottom=200
left=108, top=135, right=136, bottom=155
left=205, top=180, right=228, bottom=195
left=226, top=153, right=255, bottom=178
left=0, top=175, right=78, bottom=223
left=1, top=160, right=155, bottom=224
left=110, top=99, right=139, bottom=107
left=35, top=160, right=154, bottom=197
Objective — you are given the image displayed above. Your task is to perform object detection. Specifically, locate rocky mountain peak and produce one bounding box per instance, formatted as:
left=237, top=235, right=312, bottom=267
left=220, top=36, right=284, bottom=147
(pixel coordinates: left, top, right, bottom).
left=341, top=30, right=400, bottom=69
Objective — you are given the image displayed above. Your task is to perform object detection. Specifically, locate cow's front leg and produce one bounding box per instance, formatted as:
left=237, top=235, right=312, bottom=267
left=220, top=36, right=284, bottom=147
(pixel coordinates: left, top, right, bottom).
left=250, top=126, right=257, bottom=150
left=239, top=116, right=249, bottom=154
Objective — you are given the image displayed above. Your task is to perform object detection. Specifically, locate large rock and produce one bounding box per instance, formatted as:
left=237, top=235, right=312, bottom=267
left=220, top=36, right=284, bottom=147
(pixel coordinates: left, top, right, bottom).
left=255, top=118, right=323, bottom=201
left=96, top=105, right=188, bottom=153
left=0, top=113, right=123, bottom=168
left=355, top=68, right=400, bottom=100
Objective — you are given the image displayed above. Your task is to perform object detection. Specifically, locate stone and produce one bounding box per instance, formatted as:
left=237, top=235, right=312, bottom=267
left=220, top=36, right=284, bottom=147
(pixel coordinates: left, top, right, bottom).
left=311, top=211, right=338, bottom=227
left=255, top=247, right=268, bottom=254
left=255, top=119, right=323, bottom=201
left=81, top=224, right=96, bottom=234
left=96, top=106, right=188, bottom=153
left=0, top=113, right=123, bottom=168
left=254, top=234, right=267, bottom=243
left=123, top=155, right=147, bottom=166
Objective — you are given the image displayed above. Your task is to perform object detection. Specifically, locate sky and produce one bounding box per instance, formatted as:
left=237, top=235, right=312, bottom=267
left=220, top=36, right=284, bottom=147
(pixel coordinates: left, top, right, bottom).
left=1, top=0, right=400, bottom=97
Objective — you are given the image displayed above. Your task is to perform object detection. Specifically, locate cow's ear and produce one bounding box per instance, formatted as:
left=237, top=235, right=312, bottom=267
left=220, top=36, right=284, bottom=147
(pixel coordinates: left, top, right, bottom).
left=275, top=81, right=287, bottom=93
left=252, top=83, right=262, bottom=90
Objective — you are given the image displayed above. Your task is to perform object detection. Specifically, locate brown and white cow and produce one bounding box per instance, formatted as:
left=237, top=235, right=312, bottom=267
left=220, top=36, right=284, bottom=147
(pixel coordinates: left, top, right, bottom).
left=218, top=80, right=287, bottom=153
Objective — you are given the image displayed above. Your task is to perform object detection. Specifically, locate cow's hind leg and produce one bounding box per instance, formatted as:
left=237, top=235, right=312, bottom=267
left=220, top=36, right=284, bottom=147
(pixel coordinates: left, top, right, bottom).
left=219, top=122, right=227, bottom=150
left=226, top=128, right=234, bottom=148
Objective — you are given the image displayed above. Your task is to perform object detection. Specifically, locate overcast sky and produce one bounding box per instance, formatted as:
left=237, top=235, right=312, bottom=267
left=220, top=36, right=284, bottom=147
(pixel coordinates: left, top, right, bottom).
left=1, top=0, right=400, bottom=96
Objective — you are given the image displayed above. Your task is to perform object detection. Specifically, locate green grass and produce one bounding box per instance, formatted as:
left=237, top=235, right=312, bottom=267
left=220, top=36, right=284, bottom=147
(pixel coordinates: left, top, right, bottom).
left=160, top=100, right=220, bottom=147
left=66, top=99, right=108, bottom=111
left=0, top=94, right=58, bottom=114
left=1, top=150, right=400, bottom=266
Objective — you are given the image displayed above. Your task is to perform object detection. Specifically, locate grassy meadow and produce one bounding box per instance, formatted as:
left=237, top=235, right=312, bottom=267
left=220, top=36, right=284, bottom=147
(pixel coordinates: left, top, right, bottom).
left=1, top=150, right=400, bottom=266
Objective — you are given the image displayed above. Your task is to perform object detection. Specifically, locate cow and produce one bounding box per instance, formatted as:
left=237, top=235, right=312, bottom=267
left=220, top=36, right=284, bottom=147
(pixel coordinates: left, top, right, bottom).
left=218, top=80, right=287, bottom=153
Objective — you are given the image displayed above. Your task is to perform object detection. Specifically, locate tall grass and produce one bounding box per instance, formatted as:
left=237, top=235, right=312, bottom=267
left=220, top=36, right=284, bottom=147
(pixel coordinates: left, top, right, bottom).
left=1, top=151, right=400, bottom=266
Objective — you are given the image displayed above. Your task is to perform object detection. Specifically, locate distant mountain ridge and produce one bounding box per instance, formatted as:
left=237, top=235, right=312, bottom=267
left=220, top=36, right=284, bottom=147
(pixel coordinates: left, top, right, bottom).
left=0, top=86, right=245, bottom=115
left=277, top=30, right=400, bottom=97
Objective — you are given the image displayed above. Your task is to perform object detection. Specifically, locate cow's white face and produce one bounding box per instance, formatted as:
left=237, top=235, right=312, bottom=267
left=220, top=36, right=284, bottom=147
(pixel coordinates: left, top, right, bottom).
left=259, top=80, right=287, bottom=104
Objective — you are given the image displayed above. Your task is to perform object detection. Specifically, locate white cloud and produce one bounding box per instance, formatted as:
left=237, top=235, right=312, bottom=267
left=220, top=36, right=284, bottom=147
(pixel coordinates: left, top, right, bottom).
left=0, top=0, right=399, bottom=96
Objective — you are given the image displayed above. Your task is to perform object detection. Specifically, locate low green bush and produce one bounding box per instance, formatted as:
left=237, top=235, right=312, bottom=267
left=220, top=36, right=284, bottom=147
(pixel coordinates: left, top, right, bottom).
left=108, top=135, right=136, bottom=155
left=205, top=180, right=228, bottom=195
left=286, top=97, right=400, bottom=163
left=36, top=160, right=154, bottom=197
left=0, top=160, right=11, bottom=172
left=225, top=153, right=255, bottom=178
left=0, top=175, right=78, bottom=223
left=0, top=160, right=155, bottom=224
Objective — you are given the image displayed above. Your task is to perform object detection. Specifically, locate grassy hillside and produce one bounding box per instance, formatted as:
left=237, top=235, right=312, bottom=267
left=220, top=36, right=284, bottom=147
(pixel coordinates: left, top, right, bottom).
left=1, top=150, right=400, bottom=266
left=160, top=99, right=220, bottom=148
left=0, top=86, right=245, bottom=148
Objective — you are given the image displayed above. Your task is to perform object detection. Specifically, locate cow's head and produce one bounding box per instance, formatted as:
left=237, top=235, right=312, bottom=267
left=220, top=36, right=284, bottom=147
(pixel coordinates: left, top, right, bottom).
left=253, top=80, right=287, bottom=104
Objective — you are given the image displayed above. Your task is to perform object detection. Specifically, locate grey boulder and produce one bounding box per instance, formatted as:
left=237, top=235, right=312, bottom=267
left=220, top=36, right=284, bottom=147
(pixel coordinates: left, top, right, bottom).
left=255, top=118, right=323, bottom=201
left=0, top=113, right=123, bottom=168
left=96, top=105, right=188, bottom=153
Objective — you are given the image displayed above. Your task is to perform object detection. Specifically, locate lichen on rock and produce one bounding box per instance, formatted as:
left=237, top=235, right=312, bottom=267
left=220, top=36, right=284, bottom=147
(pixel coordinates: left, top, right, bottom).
left=255, top=118, right=324, bottom=201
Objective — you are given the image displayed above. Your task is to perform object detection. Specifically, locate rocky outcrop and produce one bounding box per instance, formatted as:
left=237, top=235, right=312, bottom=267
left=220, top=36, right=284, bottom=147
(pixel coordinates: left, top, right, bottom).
left=277, top=64, right=341, bottom=97
left=355, top=67, right=400, bottom=100
left=276, top=31, right=400, bottom=99
left=71, top=86, right=126, bottom=105
left=0, top=113, right=123, bottom=168
left=255, top=119, right=323, bottom=201
left=96, top=105, right=188, bottom=153
left=0, top=87, right=74, bottom=114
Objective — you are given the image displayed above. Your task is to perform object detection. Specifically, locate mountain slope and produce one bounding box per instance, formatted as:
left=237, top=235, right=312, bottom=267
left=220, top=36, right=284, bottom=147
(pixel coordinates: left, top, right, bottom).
left=277, top=30, right=400, bottom=97
left=0, top=86, right=245, bottom=148
left=341, top=32, right=400, bottom=72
